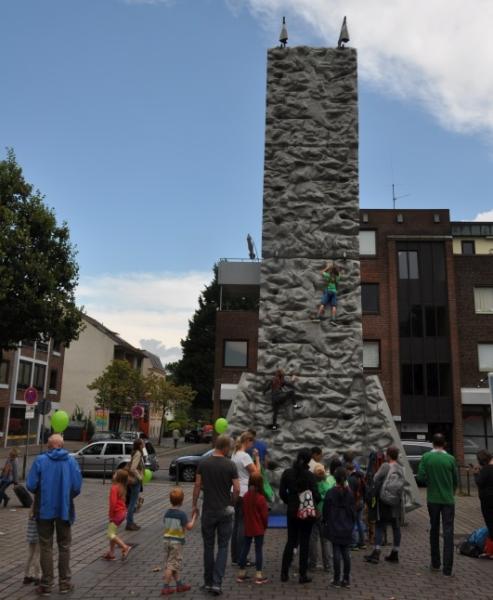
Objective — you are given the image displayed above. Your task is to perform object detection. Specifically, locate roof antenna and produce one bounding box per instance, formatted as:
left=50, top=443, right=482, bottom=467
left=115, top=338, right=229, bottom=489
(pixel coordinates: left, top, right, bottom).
left=279, top=16, right=288, bottom=48
left=338, top=16, right=350, bottom=48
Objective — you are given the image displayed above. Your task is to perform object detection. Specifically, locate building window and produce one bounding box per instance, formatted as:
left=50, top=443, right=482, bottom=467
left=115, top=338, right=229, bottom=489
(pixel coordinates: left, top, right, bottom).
left=398, top=250, right=419, bottom=279
left=363, top=341, right=380, bottom=369
left=462, top=240, right=475, bottom=255
left=474, top=288, right=493, bottom=314
left=52, top=340, right=62, bottom=354
left=17, top=361, right=32, bottom=389
left=224, top=341, right=248, bottom=368
left=33, top=364, right=46, bottom=391
left=401, top=364, right=424, bottom=395
left=478, top=344, right=493, bottom=371
left=425, top=306, right=448, bottom=336
left=362, top=283, right=379, bottom=313
left=359, top=231, right=376, bottom=256
left=49, top=369, right=58, bottom=390
left=0, top=360, right=9, bottom=384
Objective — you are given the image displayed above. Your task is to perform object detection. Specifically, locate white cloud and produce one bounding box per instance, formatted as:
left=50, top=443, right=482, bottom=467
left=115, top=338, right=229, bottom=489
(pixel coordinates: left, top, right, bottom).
left=240, top=0, right=493, bottom=139
left=77, top=271, right=210, bottom=364
left=474, top=210, right=493, bottom=222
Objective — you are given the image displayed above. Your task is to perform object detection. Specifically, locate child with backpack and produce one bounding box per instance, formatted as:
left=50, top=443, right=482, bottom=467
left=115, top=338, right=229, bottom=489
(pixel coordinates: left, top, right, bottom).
left=347, top=463, right=366, bottom=549
left=323, top=467, right=356, bottom=589
left=364, top=447, right=404, bottom=565
left=236, top=472, right=269, bottom=584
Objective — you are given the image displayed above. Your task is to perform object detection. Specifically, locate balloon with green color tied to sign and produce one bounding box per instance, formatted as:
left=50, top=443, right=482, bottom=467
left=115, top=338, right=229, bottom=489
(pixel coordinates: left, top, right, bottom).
left=51, top=410, right=69, bottom=433
left=214, top=417, right=228, bottom=434
left=143, top=468, right=153, bottom=484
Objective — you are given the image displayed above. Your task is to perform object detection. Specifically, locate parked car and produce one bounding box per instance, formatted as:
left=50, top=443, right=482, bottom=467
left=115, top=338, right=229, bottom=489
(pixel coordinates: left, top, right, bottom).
left=169, top=449, right=213, bottom=482
left=401, top=440, right=433, bottom=476
left=89, top=431, right=121, bottom=443
left=184, top=428, right=213, bottom=444
left=71, top=440, right=159, bottom=475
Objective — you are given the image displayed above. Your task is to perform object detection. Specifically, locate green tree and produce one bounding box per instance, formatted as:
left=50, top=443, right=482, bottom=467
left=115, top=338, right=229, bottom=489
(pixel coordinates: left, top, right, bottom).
left=0, top=149, right=82, bottom=353
left=165, top=266, right=220, bottom=413
left=88, top=360, right=145, bottom=419
left=145, top=373, right=194, bottom=444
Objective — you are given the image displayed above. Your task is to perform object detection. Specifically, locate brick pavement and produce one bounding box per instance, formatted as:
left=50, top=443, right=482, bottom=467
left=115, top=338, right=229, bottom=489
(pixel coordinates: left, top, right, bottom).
left=0, top=479, right=491, bottom=600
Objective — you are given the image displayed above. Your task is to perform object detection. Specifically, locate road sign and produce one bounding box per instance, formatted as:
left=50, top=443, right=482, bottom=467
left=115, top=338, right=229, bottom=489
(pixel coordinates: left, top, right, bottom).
left=131, top=405, right=144, bottom=419
left=24, top=387, right=38, bottom=405
left=25, top=405, right=35, bottom=420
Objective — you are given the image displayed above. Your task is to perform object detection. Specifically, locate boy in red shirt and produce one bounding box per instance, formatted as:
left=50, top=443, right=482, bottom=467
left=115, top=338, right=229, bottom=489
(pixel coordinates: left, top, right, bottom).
left=104, top=469, right=132, bottom=560
left=236, top=472, right=269, bottom=584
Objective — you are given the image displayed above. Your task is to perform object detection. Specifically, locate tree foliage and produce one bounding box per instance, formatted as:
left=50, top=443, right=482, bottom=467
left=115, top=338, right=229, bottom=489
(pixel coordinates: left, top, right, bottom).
left=166, top=266, right=219, bottom=412
left=0, top=149, right=82, bottom=350
left=146, top=373, right=194, bottom=442
left=88, top=360, right=146, bottom=414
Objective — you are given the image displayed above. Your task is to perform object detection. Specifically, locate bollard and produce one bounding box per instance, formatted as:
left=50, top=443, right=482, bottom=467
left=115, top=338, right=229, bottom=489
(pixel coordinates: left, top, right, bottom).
left=466, top=467, right=471, bottom=496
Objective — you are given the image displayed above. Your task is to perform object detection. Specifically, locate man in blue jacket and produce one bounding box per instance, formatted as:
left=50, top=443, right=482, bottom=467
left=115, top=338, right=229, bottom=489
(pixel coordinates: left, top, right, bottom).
left=27, top=433, right=82, bottom=596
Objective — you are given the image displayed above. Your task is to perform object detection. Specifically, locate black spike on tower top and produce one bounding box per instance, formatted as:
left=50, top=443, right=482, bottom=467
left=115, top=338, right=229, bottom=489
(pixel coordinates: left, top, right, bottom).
left=338, top=16, right=350, bottom=48
left=279, top=16, right=288, bottom=48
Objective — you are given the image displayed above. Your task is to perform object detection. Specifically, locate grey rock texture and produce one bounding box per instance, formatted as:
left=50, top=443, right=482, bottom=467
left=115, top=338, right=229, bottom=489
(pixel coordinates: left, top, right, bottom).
left=228, top=47, right=420, bottom=510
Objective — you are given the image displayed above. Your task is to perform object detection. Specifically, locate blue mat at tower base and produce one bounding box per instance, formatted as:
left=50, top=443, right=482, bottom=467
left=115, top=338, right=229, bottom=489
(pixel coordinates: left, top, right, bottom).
left=268, top=514, right=287, bottom=528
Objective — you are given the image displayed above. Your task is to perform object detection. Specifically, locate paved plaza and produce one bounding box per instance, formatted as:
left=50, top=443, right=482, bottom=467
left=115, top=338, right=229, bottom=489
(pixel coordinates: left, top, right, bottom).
left=0, top=456, right=492, bottom=600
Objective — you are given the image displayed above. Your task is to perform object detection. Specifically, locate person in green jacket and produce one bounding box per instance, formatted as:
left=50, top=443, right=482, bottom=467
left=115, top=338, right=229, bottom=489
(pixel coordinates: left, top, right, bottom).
left=417, top=433, right=458, bottom=576
left=316, top=262, right=340, bottom=321
left=308, top=465, right=334, bottom=572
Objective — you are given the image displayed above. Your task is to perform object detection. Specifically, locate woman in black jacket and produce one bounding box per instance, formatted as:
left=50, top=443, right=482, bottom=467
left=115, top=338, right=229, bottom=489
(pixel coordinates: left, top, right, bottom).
left=279, top=449, right=320, bottom=584
left=474, top=450, right=493, bottom=539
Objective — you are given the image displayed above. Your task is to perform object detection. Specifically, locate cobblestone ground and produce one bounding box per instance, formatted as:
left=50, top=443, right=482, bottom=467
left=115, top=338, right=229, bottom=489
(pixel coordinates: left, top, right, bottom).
left=0, top=476, right=491, bottom=600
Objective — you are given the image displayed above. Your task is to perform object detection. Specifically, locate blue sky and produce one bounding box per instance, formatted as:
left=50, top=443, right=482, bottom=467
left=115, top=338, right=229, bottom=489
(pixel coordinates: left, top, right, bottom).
left=2, top=0, right=493, bottom=363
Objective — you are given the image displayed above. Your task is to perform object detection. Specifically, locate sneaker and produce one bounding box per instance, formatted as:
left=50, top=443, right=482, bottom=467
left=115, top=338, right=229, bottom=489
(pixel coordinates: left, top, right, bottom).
left=330, top=580, right=341, bottom=589
left=3, top=497, right=9, bottom=508
left=299, top=576, right=312, bottom=584
left=350, top=545, right=359, bottom=551
left=255, top=577, right=268, bottom=585
left=430, top=565, right=441, bottom=572
left=210, top=586, right=222, bottom=596
left=236, top=576, right=248, bottom=583
left=358, top=543, right=367, bottom=550
left=199, top=584, right=212, bottom=592
left=176, top=583, right=191, bottom=592
left=23, top=577, right=34, bottom=585
left=293, top=404, right=301, bottom=409
left=161, top=587, right=175, bottom=596
left=59, top=583, right=74, bottom=594
left=341, top=580, right=351, bottom=589
left=35, top=586, right=51, bottom=596
left=125, top=523, right=140, bottom=531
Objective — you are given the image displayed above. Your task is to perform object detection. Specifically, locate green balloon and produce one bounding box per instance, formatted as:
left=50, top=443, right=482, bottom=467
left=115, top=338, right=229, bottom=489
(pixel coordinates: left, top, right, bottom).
left=51, top=410, right=69, bottom=433
left=214, top=418, right=228, bottom=434
left=143, top=468, right=153, bottom=484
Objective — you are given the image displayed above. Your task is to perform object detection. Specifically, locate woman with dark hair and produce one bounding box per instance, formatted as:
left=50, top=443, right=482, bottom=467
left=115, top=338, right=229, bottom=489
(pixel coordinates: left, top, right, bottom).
left=474, top=449, right=493, bottom=538
left=279, top=449, right=320, bottom=584
left=126, top=438, right=145, bottom=531
left=364, top=446, right=404, bottom=565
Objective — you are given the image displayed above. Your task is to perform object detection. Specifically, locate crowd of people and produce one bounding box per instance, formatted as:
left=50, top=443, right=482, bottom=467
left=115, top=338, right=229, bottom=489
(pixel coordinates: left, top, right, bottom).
left=2, top=430, right=493, bottom=596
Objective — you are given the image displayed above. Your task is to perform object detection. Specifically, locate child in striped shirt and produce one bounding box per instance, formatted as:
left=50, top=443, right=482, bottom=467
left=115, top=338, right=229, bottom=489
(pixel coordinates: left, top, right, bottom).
left=161, top=487, right=198, bottom=595
left=23, top=509, right=41, bottom=585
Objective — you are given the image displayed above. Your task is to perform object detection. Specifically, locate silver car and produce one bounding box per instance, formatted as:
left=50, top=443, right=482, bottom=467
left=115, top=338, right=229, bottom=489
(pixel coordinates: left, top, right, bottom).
left=71, top=441, right=158, bottom=475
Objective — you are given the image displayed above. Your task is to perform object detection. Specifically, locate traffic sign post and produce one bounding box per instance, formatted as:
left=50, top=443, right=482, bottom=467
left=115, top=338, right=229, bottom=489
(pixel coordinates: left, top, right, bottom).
left=24, top=386, right=38, bottom=405
left=131, top=405, right=144, bottom=420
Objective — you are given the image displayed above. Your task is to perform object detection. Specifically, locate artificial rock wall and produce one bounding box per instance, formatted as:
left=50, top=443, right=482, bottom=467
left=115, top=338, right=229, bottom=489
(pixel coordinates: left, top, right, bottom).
left=228, top=47, right=419, bottom=508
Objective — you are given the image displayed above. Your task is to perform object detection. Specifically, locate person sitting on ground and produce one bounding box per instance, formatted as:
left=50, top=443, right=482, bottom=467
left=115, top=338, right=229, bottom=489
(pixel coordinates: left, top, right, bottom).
left=317, top=261, right=340, bottom=321
left=474, top=450, right=493, bottom=540
left=161, top=487, right=198, bottom=595
left=267, top=369, right=300, bottom=431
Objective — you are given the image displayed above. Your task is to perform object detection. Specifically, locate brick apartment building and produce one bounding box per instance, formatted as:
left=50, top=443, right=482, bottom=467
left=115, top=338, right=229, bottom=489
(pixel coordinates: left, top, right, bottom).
left=0, top=340, right=65, bottom=447
left=213, top=210, right=493, bottom=463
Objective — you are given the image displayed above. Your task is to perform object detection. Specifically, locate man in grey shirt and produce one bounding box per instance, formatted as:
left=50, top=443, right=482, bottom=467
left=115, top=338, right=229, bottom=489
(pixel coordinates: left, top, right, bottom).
left=193, top=435, right=239, bottom=596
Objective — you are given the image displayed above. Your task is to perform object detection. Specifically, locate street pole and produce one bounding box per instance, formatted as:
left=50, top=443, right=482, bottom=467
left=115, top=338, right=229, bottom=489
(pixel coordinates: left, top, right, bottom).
left=22, top=418, right=30, bottom=480
left=488, top=373, right=493, bottom=447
